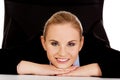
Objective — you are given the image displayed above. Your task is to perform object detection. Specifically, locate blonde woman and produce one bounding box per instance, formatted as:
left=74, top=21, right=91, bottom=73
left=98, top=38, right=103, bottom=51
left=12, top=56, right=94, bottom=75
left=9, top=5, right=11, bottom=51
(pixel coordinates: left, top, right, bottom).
left=17, top=11, right=101, bottom=77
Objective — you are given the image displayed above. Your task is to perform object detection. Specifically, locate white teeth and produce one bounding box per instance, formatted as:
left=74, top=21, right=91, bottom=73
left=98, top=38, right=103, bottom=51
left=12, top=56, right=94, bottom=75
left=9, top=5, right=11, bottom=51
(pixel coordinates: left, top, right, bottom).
left=57, top=58, right=68, bottom=62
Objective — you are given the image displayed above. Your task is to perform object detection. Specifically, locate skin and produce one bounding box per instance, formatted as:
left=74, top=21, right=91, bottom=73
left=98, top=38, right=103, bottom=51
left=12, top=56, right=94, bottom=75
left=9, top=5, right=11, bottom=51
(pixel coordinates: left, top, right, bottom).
left=41, top=23, right=84, bottom=69
left=17, top=60, right=77, bottom=75
left=57, top=63, right=102, bottom=77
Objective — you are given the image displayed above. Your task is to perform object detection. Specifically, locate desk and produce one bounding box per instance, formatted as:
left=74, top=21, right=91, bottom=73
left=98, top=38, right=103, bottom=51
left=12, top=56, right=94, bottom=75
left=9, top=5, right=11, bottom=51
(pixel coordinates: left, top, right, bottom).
left=0, top=74, right=120, bottom=80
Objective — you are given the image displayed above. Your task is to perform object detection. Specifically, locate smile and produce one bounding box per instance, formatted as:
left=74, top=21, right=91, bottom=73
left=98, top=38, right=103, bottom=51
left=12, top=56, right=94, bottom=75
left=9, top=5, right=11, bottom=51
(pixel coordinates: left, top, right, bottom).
left=56, top=58, right=70, bottom=63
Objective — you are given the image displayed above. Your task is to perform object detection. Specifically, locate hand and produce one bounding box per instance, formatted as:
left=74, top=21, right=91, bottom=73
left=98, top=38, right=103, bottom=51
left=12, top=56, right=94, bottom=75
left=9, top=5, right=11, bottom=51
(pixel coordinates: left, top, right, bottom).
left=36, top=64, right=77, bottom=76
left=17, top=60, right=77, bottom=76
left=57, top=63, right=102, bottom=77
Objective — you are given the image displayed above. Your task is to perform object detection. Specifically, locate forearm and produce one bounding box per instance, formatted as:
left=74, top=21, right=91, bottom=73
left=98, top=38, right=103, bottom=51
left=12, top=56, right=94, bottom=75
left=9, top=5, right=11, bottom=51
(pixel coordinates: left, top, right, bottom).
left=17, top=60, right=73, bottom=75
left=57, top=63, right=102, bottom=77
left=17, top=60, right=44, bottom=75
left=79, top=63, right=102, bottom=77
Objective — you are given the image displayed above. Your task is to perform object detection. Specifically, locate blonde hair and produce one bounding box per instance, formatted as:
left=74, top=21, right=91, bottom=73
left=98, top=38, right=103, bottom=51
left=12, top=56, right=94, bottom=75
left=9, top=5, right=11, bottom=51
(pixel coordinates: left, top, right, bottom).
left=43, top=11, right=83, bottom=40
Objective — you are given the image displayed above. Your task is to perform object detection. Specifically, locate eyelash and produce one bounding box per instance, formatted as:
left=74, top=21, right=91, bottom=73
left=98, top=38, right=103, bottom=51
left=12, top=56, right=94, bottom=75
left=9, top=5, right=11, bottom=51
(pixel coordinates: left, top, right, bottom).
left=68, top=42, right=75, bottom=46
left=51, top=42, right=75, bottom=47
left=51, top=42, right=58, bottom=46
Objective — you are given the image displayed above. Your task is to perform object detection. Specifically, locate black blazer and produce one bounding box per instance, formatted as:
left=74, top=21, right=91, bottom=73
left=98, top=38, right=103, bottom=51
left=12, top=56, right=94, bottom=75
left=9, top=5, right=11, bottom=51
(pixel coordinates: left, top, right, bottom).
left=0, top=34, right=120, bottom=78
left=2, top=0, right=109, bottom=49
left=0, top=0, right=120, bottom=78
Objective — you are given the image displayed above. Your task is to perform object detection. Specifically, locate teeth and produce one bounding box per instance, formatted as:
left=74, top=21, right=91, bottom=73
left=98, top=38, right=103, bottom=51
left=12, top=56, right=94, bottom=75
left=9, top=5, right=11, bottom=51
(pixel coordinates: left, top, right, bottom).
left=57, top=58, right=68, bottom=62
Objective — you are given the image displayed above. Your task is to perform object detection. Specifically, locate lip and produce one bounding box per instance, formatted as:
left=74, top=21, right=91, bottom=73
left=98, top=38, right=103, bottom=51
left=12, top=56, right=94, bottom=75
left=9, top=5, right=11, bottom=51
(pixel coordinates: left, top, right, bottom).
left=56, top=58, right=70, bottom=63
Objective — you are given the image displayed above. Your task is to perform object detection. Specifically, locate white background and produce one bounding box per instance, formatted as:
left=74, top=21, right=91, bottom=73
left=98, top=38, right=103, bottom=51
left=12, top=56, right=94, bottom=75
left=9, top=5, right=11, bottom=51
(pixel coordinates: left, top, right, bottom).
left=0, top=0, right=120, bottom=51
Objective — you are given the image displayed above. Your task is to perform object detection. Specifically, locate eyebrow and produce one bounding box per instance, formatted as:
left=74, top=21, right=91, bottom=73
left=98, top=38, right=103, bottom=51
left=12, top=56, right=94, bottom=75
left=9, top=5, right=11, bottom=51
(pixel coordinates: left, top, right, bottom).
left=69, top=40, right=77, bottom=42
left=49, top=40, right=57, bottom=42
left=49, top=40, right=77, bottom=42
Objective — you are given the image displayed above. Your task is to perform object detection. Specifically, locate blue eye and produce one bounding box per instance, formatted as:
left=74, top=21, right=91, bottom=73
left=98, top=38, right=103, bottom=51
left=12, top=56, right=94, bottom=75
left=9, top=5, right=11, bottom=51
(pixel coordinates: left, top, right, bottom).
left=68, top=42, right=75, bottom=46
left=51, top=42, right=58, bottom=46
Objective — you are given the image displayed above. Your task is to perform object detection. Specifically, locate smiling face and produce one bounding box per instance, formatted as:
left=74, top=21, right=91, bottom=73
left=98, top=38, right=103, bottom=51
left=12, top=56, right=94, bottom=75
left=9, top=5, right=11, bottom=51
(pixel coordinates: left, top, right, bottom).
left=41, top=23, right=84, bottom=69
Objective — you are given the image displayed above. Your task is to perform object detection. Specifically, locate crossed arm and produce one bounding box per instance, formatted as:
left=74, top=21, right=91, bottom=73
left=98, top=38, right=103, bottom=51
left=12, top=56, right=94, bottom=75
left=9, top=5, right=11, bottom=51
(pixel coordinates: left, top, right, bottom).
left=17, top=60, right=102, bottom=77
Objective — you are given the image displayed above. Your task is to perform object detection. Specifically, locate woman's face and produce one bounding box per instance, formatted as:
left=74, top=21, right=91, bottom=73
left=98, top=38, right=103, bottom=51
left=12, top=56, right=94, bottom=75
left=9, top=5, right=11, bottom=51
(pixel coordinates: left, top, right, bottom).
left=41, top=23, right=84, bottom=69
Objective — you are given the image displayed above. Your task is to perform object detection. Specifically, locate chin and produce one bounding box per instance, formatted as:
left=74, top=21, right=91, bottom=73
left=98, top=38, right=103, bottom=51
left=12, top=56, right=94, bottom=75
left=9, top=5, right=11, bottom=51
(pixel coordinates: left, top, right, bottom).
left=56, top=65, right=71, bottom=69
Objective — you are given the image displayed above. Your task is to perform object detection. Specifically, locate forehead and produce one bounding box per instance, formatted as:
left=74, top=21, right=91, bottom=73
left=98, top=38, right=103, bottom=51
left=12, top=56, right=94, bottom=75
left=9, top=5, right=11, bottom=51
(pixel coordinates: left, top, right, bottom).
left=46, top=23, right=80, bottom=40
left=47, top=23, right=79, bottom=32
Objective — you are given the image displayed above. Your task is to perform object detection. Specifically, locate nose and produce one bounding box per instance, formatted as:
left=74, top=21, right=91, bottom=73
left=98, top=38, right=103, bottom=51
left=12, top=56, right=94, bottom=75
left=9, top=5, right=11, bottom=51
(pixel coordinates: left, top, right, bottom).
left=58, top=45, right=67, bottom=57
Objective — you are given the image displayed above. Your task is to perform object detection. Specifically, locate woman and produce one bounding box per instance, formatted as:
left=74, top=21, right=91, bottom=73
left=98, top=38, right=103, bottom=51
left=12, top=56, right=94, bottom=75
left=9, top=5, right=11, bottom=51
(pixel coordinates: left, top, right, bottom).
left=17, top=11, right=102, bottom=77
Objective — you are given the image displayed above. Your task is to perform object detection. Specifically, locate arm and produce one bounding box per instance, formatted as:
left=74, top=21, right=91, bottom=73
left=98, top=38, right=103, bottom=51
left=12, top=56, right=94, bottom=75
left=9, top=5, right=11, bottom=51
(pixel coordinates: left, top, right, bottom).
left=57, top=63, right=102, bottom=77
left=17, top=60, right=77, bottom=76
left=98, top=47, right=120, bottom=78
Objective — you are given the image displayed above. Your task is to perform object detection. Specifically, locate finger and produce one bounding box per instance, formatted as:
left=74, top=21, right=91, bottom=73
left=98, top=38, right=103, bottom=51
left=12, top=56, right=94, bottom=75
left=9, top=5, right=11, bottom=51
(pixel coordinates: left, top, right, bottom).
left=53, top=69, right=72, bottom=75
left=68, top=66, right=78, bottom=71
left=53, top=66, right=78, bottom=75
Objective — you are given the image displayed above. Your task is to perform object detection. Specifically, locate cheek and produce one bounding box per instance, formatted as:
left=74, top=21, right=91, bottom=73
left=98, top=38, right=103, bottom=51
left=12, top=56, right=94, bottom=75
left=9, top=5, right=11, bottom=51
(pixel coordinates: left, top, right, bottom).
left=46, top=46, right=58, bottom=56
left=68, top=46, right=80, bottom=54
left=70, top=50, right=79, bottom=56
left=67, top=47, right=80, bottom=58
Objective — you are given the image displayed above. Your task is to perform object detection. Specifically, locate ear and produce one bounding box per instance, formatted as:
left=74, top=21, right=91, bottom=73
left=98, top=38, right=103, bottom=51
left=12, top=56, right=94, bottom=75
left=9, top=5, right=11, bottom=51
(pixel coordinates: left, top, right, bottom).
left=40, top=36, right=47, bottom=51
left=79, top=36, right=84, bottom=51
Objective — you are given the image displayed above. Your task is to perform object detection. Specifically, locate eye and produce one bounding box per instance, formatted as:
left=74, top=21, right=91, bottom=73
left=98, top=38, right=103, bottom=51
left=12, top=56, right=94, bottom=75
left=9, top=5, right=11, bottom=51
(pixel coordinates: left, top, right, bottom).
left=67, top=42, right=75, bottom=47
left=51, top=41, right=58, bottom=46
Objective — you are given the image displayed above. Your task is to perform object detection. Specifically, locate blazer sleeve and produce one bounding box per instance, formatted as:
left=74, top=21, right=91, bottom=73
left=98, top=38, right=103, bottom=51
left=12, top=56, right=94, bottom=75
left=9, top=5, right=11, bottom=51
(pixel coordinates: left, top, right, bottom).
left=0, top=49, right=21, bottom=74
left=98, top=47, right=120, bottom=78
